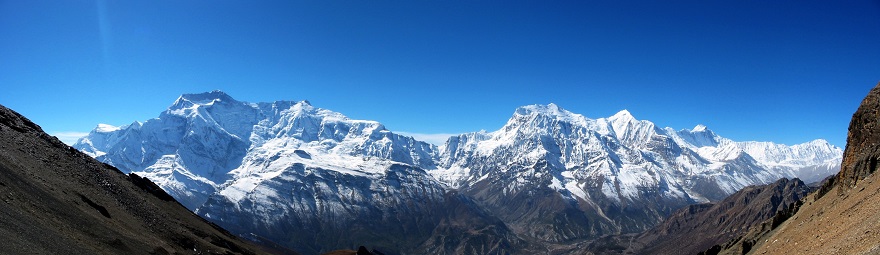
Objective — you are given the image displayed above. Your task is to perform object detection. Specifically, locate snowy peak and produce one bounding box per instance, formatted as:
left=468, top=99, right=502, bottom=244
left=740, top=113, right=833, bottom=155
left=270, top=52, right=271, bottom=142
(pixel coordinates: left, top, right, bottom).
left=791, top=139, right=839, bottom=156
left=507, top=103, right=591, bottom=129
left=606, top=109, right=660, bottom=146
left=798, top=139, right=835, bottom=149
left=609, top=109, right=635, bottom=122
left=684, top=124, right=717, bottom=137
left=514, top=103, right=564, bottom=116
left=673, top=124, right=723, bottom=148
left=253, top=99, right=397, bottom=147
left=283, top=99, right=349, bottom=123
left=177, top=90, right=237, bottom=105
left=166, top=90, right=246, bottom=116
left=737, top=139, right=843, bottom=167
left=512, top=103, right=580, bottom=120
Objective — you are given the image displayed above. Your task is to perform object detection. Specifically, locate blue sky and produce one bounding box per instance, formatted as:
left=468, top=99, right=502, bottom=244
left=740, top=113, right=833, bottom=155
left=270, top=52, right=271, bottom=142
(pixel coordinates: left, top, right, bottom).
left=1, top=1, right=878, bottom=147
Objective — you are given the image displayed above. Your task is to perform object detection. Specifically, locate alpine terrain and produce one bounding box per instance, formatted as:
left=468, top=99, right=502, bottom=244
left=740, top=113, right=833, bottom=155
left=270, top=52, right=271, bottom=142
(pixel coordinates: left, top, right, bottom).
left=74, top=91, right=843, bottom=254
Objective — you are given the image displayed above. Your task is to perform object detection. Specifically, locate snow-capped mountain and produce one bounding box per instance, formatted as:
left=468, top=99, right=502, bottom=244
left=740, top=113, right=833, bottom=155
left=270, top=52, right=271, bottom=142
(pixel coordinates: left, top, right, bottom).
left=74, top=93, right=842, bottom=254
left=76, top=91, right=439, bottom=210
left=74, top=91, right=524, bottom=254
left=437, top=104, right=839, bottom=197
left=434, top=104, right=841, bottom=241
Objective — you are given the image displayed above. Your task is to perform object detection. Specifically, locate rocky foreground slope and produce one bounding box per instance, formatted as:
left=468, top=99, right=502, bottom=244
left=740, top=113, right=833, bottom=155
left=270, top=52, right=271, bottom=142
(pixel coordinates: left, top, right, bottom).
left=0, top=104, right=274, bottom=254
left=721, top=82, right=880, bottom=255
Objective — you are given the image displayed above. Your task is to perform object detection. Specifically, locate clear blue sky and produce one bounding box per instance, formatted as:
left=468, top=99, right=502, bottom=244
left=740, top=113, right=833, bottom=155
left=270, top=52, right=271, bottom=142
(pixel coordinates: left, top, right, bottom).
left=1, top=1, right=878, bottom=147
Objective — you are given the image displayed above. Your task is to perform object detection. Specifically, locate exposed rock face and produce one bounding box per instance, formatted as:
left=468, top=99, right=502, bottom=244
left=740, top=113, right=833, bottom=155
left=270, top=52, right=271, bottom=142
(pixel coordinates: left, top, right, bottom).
left=837, top=83, right=880, bottom=190
left=0, top=104, right=270, bottom=254
left=199, top=164, right=528, bottom=254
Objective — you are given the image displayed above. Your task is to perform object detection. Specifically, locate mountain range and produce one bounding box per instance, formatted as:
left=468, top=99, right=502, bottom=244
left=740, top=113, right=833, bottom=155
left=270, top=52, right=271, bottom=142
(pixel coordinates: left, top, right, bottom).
left=73, top=91, right=843, bottom=254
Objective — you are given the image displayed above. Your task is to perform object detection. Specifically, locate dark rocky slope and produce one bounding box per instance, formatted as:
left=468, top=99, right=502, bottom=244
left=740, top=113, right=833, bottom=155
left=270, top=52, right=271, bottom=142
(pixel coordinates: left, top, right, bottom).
left=203, top=184, right=533, bottom=255
left=631, top=178, right=812, bottom=255
left=0, top=104, right=276, bottom=254
left=582, top=178, right=813, bottom=255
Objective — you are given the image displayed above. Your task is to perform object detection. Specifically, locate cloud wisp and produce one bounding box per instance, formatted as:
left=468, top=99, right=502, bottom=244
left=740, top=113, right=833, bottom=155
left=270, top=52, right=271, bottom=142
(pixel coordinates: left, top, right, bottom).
left=50, top=131, right=90, bottom=146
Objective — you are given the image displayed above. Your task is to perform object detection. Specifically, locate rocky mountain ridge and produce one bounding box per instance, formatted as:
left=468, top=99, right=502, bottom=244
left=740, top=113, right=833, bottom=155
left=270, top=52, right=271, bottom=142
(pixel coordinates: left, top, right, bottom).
left=73, top=91, right=843, bottom=254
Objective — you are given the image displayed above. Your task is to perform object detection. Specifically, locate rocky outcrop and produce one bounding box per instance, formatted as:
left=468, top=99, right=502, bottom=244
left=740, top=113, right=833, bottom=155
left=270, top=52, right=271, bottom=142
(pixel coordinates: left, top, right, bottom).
left=835, top=83, right=880, bottom=190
